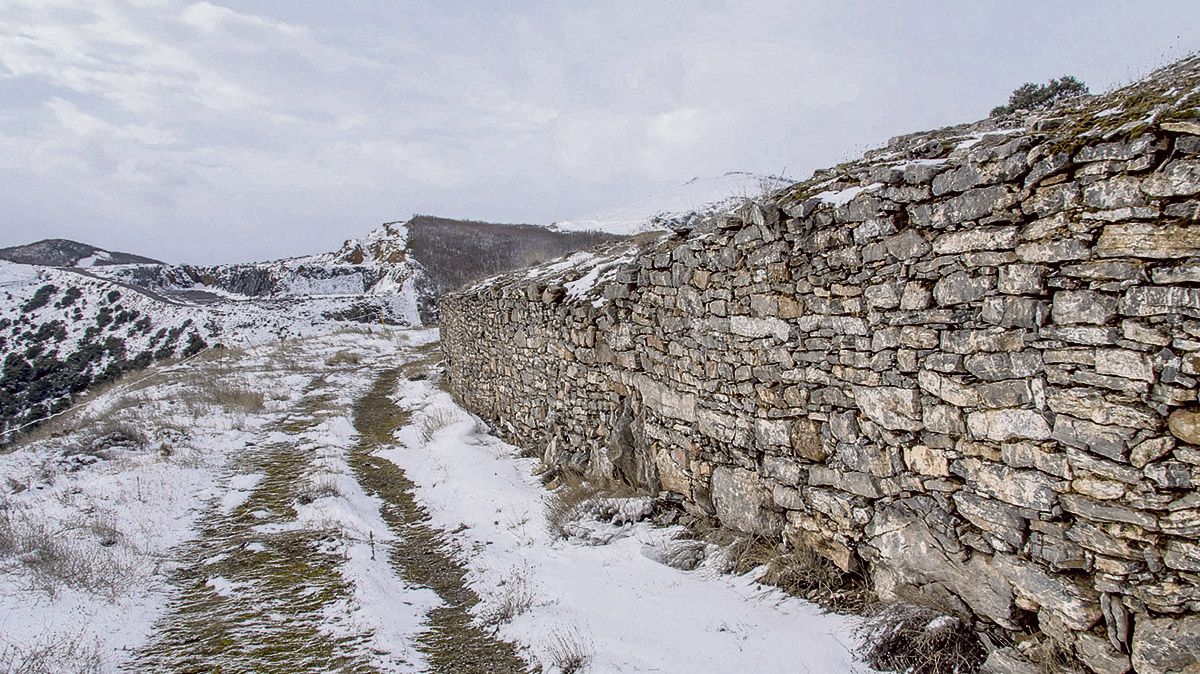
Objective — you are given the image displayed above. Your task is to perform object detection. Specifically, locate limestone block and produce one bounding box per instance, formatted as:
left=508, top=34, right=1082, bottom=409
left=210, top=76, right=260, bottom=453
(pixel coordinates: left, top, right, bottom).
left=933, top=271, right=995, bottom=306
left=851, top=385, right=923, bottom=432
left=1074, top=631, right=1132, bottom=674
left=1120, top=286, right=1200, bottom=318
left=633, top=374, right=696, bottom=422
left=1132, top=615, right=1200, bottom=674
left=953, top=492, right=1025, bottom=547
left=1131, top=437, right=1175, bottom=468
left=711, top=466, right=775, bottom=535
left=905, top=444, right=951, bottom=476
left=932, top=226, right=1019, bottom=254
left=929, top=185, right=1017, bottom=227
left=964, top=351, right=1044, bottom=381
left=1083, top=175, right=1146, bottom=209
left=729, top=315, right=790, bottom=341
left=1141, top=160, right=1200, bottom=197
left=918, top=369, right=982, bottom=407
left=884, top=229, right=931, bottom=260
left=1015, top=238, right=1090, bottom=263
left=993, top=553, right=1101, bottom=630
left=1046, top=387, right=1158, bottom=428
left=1170, top=409, right=1200, bottom=445
left=952, top=458, right=1060, bottom=511
left=1052, top=290, right=1118, bottom=325
left=1051, top=415, right=1135, bottom=462
left=981, top=296, right=1049, bottom=328
left=1060, top=494, right=1158, bottom=530
left=1097, top=223, right=1200, bottom=259
left=931, top=164, right=982, bottom=195
left=790, top=417, right=829, bottom=462
left=997, top=264, right=1047, bottom=294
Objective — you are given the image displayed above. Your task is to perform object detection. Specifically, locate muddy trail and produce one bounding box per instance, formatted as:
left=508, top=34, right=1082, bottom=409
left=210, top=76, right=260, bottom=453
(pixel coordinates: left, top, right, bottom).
left=350, top=364, right=532, bottom=674
left=126, top=343, right=529, bottom=673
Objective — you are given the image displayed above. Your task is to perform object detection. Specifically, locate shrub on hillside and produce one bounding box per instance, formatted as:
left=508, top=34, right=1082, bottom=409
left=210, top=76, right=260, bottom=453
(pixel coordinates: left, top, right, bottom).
left=991, top=75, right=1088, bottom=117
left=22, top=285, right=58, bottom=313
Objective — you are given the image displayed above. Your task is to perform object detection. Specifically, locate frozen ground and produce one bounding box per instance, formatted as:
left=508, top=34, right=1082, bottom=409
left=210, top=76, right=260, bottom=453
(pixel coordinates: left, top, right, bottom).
left=386, top=359, right=871, bottom=674
left=0, top=327, right=870, bottom=673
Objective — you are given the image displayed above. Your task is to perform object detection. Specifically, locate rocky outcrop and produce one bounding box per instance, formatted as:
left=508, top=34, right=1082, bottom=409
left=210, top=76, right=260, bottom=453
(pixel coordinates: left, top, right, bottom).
left=440, top=56, right=1200, bottom=672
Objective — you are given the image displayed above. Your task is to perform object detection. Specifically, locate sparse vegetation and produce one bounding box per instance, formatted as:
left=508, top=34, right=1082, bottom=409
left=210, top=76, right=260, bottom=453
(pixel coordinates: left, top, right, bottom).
left=716, top=533, right=872, bottom=613
left=0, top=500, right=138, bottom=598
left=0, top=631, right=104, bottom=674
left=859, top=602, right=985, bottom=674
left=417, top=406, right=458, bottom=443
left=295, top=475, right=341, bottom=505
left=544, top=475, right=656, bottom=541
left=20, top=285, right=57, bottom=313
left=544, top=627, right=593, bottom=674
left=652, top=537, right=709, bottom=571
left=324, top=350, right=361, bottom=367
left=480, top=567, right=535, bottom=626
left=991, top=75, right=1088, bottom=117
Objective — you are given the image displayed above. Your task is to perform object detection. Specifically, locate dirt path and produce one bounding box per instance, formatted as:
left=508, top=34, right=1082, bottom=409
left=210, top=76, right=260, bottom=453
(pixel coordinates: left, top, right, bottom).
left=126, top=341, right=529, bottom=673
left=350, top=364, right=532, bottom=674
left=129, top=381, right=387, bottom=673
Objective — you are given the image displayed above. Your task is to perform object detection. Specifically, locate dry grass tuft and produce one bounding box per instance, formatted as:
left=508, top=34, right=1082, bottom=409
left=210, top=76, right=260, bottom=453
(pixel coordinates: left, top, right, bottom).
left=544, top=476, right=653, bottom=540
left=295, top=475, right=341, bottom=505
left=654, top=538, right=709, bottom=571
left=0, top=631, right=104, bottom=674
left=0, top=502, right=138, bottom=598
left=544, top=627, right=593, bottom=674
left=859, top=602, right=985, bottom=674
left=417, top=406, right=458, bottom=443
left=324, top=350, right=361, bottom=367
left=718, top=533, right=872, bottom=613
left=545, top=477, right=601, bottom=539
left=480, top=568, right=535, bottom=626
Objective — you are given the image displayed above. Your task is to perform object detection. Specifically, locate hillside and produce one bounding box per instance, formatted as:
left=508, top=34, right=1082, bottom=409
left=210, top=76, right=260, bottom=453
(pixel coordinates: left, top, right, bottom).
left=0, top=261, right=212, bottom=438
left=0, top=239, right=162, bottom=267
left=404, top=215, right=622, bottom=295
left=0, top=213, right=625, bottom=440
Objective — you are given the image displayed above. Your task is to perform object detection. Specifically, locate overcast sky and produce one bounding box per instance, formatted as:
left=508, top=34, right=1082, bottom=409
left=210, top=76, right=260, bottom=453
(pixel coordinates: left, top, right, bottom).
left=1, top=1, right=1198, bottom=264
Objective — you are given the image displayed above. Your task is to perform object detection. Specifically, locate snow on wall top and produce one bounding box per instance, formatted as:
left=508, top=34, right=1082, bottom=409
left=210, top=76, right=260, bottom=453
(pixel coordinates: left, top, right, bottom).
left=551, top=172, right=791, bottom=235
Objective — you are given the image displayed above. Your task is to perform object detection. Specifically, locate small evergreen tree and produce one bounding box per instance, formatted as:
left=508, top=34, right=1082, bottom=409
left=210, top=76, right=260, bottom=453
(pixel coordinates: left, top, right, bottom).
left=991, top=76, right=1088, bottom=117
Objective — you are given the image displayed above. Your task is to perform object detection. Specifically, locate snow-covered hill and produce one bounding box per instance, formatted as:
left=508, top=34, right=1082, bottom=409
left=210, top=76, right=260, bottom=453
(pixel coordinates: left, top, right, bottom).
left=0, top=261, right=214, bottom=438
left=551, top=171, right=792, bottom=235
left=2, top=214, right=622, bottom=440
left=92, top=221, right=431, bottom=327
left=0, top=239, right=162, bottom=267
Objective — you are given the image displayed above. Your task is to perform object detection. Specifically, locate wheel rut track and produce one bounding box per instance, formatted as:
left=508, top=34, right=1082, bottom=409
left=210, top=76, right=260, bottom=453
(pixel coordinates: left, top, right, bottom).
left=350, top=366, right=533, bottom=674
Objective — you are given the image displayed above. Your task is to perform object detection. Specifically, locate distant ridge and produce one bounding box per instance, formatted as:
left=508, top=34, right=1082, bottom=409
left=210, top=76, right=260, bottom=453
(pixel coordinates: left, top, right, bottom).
left=0, top=238, right=163, bottom=267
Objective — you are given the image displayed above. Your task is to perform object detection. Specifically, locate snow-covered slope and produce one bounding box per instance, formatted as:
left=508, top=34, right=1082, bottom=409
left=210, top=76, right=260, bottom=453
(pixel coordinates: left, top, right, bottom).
left=0, top=261, right=215, bottom=438
left=92, top=220, right=432, bottom=326
left=0, top=239, right=162, bottom=267
left=551, top=171, right=792, bottom=235
left=2, top=214, right=620, bottom=439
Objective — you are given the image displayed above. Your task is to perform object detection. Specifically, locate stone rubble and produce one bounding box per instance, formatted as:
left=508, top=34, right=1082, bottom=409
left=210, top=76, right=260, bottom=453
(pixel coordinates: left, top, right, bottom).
left=441, top=56, right=1200, bottom=673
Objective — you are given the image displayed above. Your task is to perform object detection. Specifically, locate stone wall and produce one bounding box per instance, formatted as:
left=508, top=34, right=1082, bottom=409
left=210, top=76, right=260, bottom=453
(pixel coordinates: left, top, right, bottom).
left=440, top=57, right=1200, bottom=673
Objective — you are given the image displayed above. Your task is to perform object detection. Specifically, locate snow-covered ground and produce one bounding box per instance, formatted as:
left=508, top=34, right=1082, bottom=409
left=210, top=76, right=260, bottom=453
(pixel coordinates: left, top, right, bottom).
left=552, top=172, right=792, bottom=235
left=0, top=327, right=432, bottom=671
left=385, top=350, right=871, bottom=674
left=0, top=327, right=870, bottom=673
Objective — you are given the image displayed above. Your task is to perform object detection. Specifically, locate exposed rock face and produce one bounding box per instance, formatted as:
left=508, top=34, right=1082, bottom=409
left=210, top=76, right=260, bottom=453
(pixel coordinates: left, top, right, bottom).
left=441, top=56, right=1200, bottom=673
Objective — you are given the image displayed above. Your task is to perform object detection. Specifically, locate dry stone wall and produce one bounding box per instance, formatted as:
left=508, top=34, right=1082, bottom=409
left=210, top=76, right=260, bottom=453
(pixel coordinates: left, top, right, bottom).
left=441, top=57, right=1200, bottom=674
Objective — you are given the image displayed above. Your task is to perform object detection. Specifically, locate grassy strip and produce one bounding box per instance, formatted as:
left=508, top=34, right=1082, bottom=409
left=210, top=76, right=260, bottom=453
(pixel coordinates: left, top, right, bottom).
left=350, top=367, right=532, bottom=674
